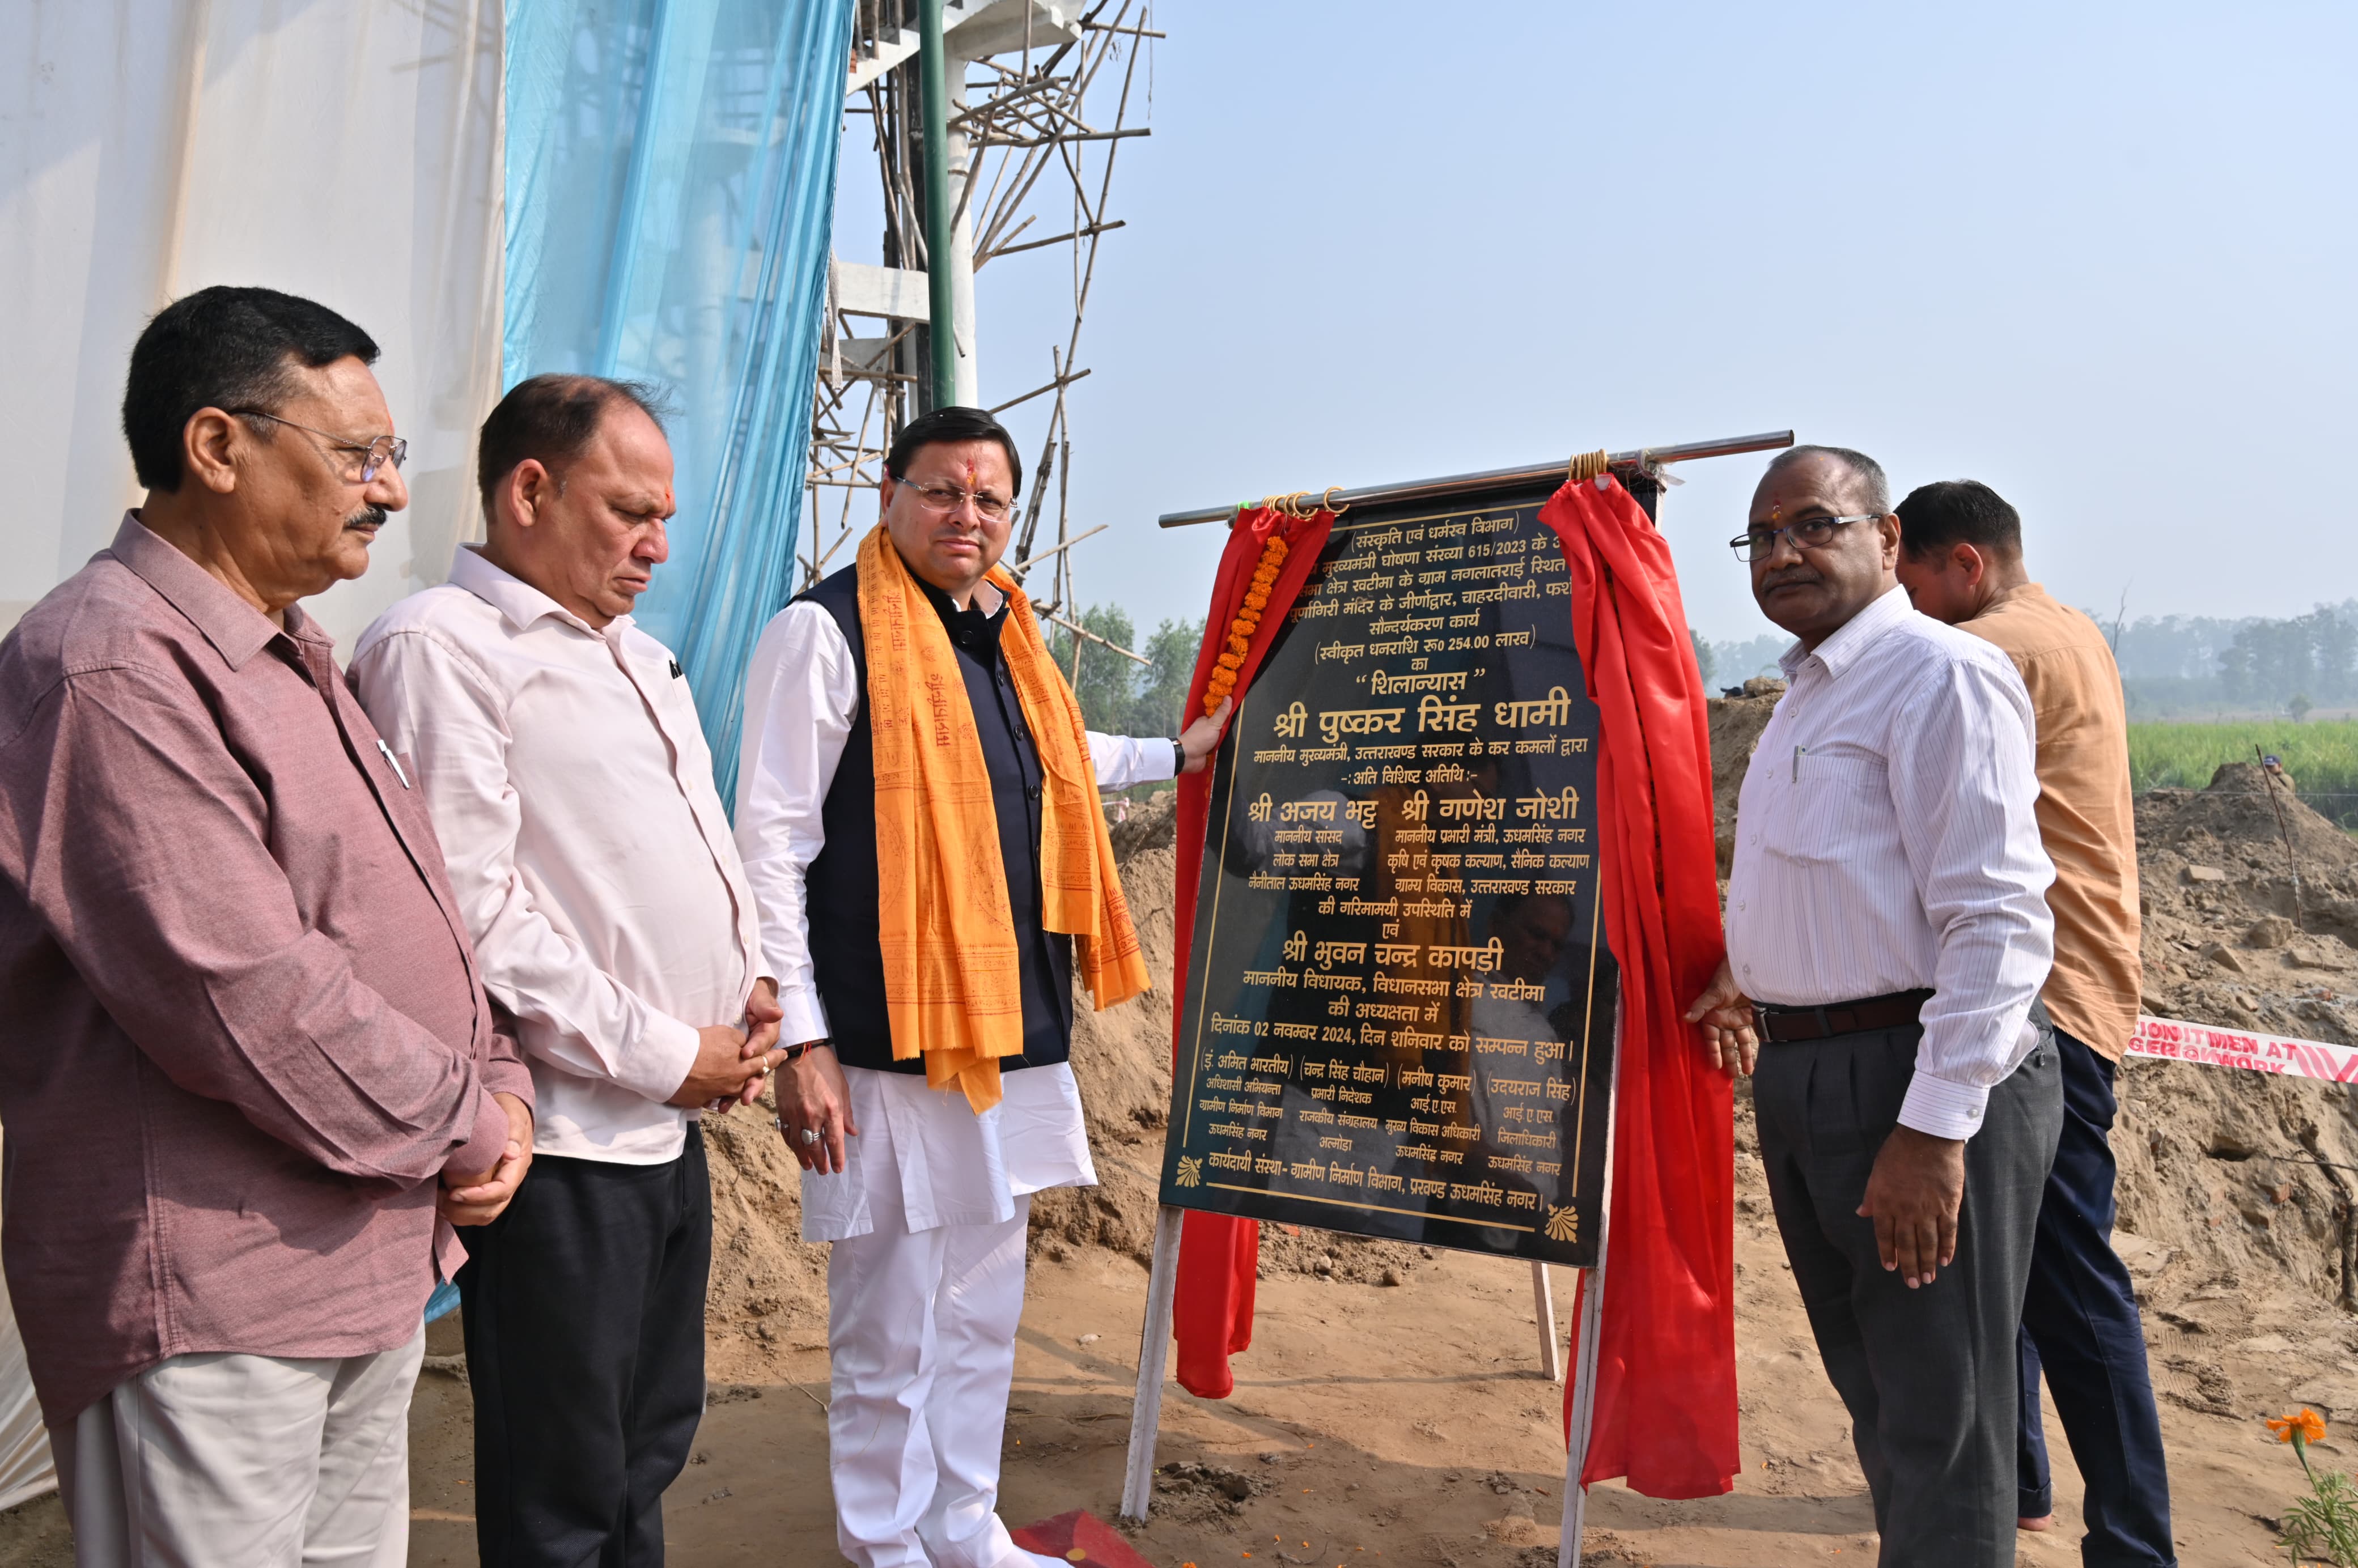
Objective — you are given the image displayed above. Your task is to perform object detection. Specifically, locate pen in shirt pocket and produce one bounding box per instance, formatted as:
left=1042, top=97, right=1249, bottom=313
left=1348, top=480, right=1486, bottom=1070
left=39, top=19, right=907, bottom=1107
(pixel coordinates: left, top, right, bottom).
left=1792, top=744, right=1806, bottom=782
left=377, top=738, right=412, bottom=789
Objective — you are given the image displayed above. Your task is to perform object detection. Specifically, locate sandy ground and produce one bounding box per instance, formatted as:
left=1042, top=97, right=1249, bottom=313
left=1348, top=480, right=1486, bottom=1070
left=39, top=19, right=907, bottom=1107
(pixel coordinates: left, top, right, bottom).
left=1, top=1100, right=2337, bottom=1568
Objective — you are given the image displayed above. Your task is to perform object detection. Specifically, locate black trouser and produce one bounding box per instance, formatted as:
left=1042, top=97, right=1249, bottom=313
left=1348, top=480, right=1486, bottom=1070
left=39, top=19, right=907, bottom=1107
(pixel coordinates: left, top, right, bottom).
left=459, top=1127, right=711, bottom=1568
left=1755, top=1022, right=2062, bottom=1568
left=2018, top=1028, right=2176, bottom=1564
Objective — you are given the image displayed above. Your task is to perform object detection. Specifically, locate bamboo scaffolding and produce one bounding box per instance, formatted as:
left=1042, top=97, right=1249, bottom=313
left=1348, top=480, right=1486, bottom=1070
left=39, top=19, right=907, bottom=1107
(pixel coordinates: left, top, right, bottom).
left=804, top=0, right=1155, bottom=651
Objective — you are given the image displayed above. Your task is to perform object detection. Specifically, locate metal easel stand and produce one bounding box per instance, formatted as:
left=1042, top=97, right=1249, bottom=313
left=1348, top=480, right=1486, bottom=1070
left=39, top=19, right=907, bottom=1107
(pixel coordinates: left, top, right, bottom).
left=1532, top=1260, right=1564, bottom=1382
left=1119, top=1204, right=1186, bottom=1522
left=1558, top=1009, right=1625, bottom=1567
left=1116, top=1208, right=1574, bottom=1523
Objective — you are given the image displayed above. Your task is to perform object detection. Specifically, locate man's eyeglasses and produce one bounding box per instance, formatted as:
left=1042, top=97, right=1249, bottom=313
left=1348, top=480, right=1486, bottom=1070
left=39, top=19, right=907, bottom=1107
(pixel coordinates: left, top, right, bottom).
left=230, top=410, right=408, bottom=483
left=901, top=479, right=1013, bottom=522
left=1728, top=513, right=1880, bottom=562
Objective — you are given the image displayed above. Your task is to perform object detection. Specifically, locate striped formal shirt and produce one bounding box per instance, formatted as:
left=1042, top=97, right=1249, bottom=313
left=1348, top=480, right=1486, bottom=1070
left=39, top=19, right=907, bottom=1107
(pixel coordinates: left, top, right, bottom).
left=1725, top=585, right=2056, bottom=1141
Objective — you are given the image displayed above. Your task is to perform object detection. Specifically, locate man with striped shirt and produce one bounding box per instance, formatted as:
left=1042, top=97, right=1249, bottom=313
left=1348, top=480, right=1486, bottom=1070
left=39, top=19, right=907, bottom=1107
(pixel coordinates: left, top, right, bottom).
left=1686, top=445, right=2063, bottom=1567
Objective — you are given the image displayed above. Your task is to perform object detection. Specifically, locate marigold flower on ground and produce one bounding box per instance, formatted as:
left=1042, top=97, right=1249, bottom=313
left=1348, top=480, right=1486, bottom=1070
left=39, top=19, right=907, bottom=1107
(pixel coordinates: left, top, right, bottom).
left=2271, top=1408, right=2328, bottom=1446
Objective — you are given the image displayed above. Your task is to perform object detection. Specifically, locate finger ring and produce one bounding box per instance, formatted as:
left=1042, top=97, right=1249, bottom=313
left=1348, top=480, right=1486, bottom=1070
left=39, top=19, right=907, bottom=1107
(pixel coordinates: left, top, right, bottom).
left=799, top=1128, right=820, bottom=1147
left=770, top=1115, right=783, bottom=1130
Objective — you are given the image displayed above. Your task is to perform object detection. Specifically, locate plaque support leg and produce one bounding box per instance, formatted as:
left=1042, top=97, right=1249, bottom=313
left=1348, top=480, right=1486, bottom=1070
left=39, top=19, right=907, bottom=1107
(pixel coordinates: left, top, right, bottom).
left=1559, top=1256, right=1608, bottom=1565
left=1559, top=1006, right=1625, bottom=1568
left=1118, top=1204, right=1185, bottom=1522
left=1532, top=1261, right=1563, bottom=1380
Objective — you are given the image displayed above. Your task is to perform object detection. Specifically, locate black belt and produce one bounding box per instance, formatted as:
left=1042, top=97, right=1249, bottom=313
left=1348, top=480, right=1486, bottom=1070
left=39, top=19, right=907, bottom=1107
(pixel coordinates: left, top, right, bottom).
left=1756, top=988, right=1933, bottom=1044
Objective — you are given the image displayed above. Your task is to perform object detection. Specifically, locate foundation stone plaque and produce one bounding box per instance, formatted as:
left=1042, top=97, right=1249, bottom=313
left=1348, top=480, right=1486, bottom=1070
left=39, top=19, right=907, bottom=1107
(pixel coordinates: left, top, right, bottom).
left=1159, top=485, right=1619, bottom=1267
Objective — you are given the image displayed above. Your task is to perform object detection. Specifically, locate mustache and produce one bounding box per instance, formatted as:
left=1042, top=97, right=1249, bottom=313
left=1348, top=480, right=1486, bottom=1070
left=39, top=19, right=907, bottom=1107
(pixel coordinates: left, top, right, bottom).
left=344, top=505, right=389, bottom=532
left=1759, top=564, right=1821, bottom=592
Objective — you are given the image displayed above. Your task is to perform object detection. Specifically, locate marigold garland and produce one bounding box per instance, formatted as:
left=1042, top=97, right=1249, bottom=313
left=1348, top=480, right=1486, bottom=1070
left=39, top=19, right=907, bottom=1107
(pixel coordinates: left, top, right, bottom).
left=1202, top=529, right=1291, bottom=716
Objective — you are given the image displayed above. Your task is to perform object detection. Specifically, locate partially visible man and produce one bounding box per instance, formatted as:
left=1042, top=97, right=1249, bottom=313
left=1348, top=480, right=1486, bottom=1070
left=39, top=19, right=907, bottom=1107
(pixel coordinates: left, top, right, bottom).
left=1686, top=445, right=2062, bottom=1567
left=352, top=375, right=781, bottom=1567
left=1895, top=479, right=2172, bottom=1564
left=735, top=404, right=1227, bottom=1568
left=0, top=285, right=532, bottom=1566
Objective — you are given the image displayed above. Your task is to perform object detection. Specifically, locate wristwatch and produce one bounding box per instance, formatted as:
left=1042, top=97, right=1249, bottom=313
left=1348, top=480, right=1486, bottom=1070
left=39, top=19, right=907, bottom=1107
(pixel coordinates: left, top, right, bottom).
left=1170, top=737, right=1186, bottom=775
left=779, top=1040, right=826, bottom=1064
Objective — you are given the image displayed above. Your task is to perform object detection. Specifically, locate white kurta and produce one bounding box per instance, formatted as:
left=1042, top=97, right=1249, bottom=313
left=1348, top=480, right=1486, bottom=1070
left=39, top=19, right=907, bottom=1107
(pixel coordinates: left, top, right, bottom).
left=801, top=1061, right=1097, bottom=1243
left=732, top=593, right=1172, bottom=1240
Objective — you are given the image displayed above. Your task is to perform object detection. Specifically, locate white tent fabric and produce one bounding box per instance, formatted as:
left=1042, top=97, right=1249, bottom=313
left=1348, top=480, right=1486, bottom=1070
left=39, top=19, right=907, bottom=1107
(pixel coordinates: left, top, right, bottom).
left=0, top=0, right=508, bottom=1514
left=2, top=0, right=506, bottom=652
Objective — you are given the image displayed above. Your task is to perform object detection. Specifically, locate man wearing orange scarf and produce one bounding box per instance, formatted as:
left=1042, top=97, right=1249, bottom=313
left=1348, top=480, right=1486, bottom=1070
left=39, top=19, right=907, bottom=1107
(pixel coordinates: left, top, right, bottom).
left=733, top=406, right=1228, bottom=1568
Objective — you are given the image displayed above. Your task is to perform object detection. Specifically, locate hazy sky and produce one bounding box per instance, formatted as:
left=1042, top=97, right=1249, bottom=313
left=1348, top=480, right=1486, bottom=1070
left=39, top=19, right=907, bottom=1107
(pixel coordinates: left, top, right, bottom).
left=841, top=2, right=2356, bottom=649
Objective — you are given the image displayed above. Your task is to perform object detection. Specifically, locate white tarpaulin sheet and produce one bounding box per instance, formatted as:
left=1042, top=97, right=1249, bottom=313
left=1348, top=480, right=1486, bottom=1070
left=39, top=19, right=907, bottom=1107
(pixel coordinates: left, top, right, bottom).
left=1, top=0, right=506, bottom=652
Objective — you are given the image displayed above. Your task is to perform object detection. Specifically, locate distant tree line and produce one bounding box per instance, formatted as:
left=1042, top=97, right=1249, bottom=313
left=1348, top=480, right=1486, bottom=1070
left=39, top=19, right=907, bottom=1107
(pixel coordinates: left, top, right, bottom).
left=1048, top=605, right=1204, bottom=743
left=1080, top=597, right=2358, bottom=730
left=1699, top=632, right=1791, bottom=690
left=1693, top=600, right=2358, bottom=718
left=2104, top=598, right=2358, bottom=718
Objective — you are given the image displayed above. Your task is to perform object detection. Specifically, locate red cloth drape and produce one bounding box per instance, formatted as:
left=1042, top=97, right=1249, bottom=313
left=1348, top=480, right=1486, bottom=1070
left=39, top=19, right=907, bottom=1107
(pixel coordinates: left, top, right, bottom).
left=1170, top=504, right=1333, bottom=1400
left=1165, top=484, right=1736, bottom=1493
left=1540, top=473, right=1737, bottom=1499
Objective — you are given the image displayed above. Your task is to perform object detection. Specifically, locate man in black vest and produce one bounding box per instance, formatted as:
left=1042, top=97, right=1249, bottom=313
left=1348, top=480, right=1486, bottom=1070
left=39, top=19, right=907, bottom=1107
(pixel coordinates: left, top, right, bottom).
left=733, top=405, right=1227, bottom=1567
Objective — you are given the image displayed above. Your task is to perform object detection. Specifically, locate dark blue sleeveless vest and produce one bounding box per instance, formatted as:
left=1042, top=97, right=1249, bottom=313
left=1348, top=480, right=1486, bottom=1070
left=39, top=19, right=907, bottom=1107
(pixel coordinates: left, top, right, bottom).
left=799, top=562, right=1072, bottom=1074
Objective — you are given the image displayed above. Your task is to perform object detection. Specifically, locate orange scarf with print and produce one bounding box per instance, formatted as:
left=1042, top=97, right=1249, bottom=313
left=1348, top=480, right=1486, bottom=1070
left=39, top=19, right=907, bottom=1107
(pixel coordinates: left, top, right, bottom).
left=856, top=524, right=1149, bottom=1112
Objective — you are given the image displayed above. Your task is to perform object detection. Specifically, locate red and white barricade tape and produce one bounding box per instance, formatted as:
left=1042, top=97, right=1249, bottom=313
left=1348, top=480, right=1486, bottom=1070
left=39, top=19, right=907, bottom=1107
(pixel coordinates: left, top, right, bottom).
left=2128, top=1014, right=2358, bottom=1085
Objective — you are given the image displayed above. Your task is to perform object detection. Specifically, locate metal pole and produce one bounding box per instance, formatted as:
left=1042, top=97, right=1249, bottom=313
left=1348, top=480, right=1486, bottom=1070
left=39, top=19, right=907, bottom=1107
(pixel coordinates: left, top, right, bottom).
left=944, top=70, right=979, bottom=405
left=1154, top=430, right=1795, bottom=528
left=1532, top=1261, right=1563, bottom=1382
left=1559, top=1006, right=1625, bottom=1567
left=1118, top=1204, right=1186, bottom=1522
left=918, top=0, right=957, bottom=412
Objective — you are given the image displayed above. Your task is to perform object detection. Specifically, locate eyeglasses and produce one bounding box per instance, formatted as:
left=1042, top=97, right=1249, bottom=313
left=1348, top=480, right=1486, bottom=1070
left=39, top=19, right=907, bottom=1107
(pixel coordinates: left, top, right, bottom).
left=230, top=410, right=408, bottom=483
left=1728, top=513, right=1880, bottom=562
left=901, top=478, right=1013, bottom=522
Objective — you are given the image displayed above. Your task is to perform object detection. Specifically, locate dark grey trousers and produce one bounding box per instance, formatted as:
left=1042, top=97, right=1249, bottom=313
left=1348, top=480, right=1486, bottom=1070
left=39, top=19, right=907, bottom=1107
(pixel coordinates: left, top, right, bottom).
left=1755, top=1023, right=2062, bottom=1568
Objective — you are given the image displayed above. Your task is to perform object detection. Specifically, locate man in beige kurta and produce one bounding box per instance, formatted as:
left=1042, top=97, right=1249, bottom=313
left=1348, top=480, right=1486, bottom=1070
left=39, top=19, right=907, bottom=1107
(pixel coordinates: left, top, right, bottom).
left=1897, top=478, right=2173, bottom=1566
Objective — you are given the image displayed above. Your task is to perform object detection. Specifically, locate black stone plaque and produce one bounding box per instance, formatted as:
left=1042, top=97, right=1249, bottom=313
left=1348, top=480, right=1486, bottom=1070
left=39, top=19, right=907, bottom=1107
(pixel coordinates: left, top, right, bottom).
left=1159, top=486, right=1619, bottom=1267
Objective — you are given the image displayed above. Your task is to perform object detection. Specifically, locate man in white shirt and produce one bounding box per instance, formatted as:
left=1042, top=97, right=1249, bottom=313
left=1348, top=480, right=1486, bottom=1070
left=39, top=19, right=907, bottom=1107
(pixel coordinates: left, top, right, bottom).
left=734, top=405, right=1225, bottom=1568
left=1685, top=445, right=2062, bottom=1566
left=351, top=376, right=782, bottom=1567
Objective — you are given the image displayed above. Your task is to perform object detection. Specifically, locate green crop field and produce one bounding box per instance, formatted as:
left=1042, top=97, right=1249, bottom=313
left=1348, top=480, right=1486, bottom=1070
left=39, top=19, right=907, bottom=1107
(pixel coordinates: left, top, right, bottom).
left=2127, top=719, right=2358, bottom=826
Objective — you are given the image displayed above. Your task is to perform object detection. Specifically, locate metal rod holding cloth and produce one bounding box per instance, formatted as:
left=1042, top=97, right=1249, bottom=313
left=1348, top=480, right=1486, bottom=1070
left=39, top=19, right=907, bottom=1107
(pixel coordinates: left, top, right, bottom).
left=1155, top=430, right=1795, bottom=529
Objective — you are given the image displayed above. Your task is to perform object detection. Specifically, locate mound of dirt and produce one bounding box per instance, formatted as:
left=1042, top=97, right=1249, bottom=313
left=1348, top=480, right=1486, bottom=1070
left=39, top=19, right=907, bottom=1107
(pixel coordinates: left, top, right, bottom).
left=1704, top=680, right=1780, bottom=876
left=2132, top=762, right=2358, bottom=1039
left=701, top=1091, right=830, bottom=1380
